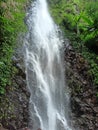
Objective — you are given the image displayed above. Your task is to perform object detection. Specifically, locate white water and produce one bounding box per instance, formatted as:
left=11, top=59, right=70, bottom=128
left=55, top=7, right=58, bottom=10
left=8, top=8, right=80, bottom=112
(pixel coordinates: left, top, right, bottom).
left=24, top=0, right=72, bottom=130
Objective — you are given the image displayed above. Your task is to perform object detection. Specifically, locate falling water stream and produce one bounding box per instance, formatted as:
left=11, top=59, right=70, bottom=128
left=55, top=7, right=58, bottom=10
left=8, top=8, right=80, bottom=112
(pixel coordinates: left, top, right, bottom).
left=24, top=0, right=72, bottom=130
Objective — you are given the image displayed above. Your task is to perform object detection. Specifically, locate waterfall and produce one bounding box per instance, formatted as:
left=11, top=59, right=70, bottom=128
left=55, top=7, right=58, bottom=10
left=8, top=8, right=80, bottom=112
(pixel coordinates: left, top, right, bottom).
left=24, top=0, right=72, bottom=130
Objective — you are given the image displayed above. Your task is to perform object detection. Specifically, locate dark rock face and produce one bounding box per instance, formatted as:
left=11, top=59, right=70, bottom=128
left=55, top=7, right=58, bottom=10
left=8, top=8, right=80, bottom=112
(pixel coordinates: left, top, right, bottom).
left=1, top=37, right=98, bottom=130
left=65, top=42, right=98, bottom=130
left=0, top=55, right=30, bottom=130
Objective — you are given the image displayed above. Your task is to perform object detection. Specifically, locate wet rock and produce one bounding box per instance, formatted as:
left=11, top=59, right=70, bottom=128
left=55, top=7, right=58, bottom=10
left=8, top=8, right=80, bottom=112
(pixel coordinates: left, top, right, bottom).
left=0, top=126, right=8, bottom=130
left=0, top=54, right=30, bottom=130
left=93, top=107, right=98, bottom=113
left=65, top=43, right=98, bottom=129
left=19, top=127, right=30, bottom=130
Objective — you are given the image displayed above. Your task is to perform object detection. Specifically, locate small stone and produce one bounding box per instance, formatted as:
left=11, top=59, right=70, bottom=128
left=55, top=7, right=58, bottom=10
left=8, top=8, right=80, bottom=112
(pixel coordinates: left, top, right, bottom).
left=93, top=107, right=98, bottom=113
left=0, top=126, right=8, bottom=130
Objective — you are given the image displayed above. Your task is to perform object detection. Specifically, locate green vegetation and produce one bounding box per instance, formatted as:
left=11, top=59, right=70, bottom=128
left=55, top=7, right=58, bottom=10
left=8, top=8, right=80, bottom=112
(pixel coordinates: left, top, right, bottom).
left=0, top=0, right=28, bottom=94
left=0, top=0, right=98, bottom=94
left=49, top=0, right=98, bottom=86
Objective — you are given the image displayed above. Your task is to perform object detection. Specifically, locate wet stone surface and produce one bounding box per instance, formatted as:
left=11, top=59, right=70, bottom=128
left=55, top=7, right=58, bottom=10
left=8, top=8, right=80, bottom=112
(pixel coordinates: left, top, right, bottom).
left=0, top=41, right=98, bottom=130
left=65, top=42, right=98, bottom=130
left=0, top=56, right=30, bottom=130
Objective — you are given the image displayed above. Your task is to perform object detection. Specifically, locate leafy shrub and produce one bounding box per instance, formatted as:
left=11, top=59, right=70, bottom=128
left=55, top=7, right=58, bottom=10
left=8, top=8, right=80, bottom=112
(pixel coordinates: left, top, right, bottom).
left=49, top=0, right=98, bottom=86
left=0, top=0, right=27, bottom=94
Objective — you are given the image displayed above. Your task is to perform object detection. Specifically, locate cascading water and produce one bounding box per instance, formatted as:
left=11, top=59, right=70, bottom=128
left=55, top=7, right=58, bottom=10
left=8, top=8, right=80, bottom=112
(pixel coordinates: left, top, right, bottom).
left=24, top=0, right=72, bottom=130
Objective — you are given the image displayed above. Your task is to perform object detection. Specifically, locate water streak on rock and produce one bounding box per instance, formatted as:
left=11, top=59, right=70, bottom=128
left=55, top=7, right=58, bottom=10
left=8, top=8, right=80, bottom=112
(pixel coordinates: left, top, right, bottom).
left=24, top=0, right=72, bottom=130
